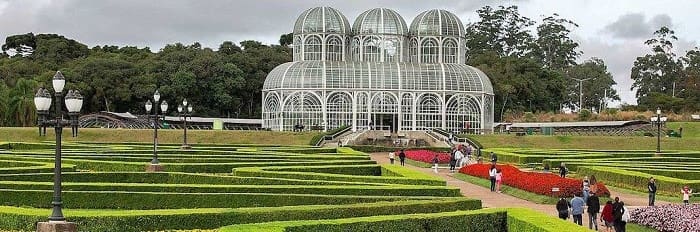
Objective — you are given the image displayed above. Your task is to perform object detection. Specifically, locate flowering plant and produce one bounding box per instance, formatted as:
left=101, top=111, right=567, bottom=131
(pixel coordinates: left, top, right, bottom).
left=631, top=204, right=700, bottom=232
left=404, top=150, right=450, bottom=164
left=459, top=164, right=610, bottom=198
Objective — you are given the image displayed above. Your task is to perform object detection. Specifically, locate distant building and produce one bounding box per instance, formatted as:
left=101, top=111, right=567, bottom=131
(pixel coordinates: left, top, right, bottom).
left=262, top=7, right=494, bottom=133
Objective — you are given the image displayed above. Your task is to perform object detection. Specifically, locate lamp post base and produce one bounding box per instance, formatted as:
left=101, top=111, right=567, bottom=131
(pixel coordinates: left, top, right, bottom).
left=145, top=163, right=164, bottom=172
left=36, top=221, right=77, bottom=232
left=180, top=144, right=192, bottom=150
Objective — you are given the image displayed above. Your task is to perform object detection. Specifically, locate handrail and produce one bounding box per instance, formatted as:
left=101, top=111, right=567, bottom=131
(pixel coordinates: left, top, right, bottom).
left=432, top=128, right=483, bottom=156
left=325, top=126, right=351, bottom=141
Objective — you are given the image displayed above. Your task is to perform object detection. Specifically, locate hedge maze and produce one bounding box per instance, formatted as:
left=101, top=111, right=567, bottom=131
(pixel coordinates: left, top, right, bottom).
left=487, top=148, right=700, bottom=196
left=0, top=142, right=586, bottom=231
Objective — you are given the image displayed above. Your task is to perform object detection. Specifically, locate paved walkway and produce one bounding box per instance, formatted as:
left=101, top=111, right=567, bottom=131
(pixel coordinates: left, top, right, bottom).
left=370, top=153, right=668, bottom=231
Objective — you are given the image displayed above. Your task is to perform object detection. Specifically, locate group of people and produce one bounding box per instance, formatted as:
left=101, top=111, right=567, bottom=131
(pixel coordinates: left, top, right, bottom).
left=448, top=145, right=473, bottom=173
left=388, top=149, right=406, bottom=166
left=555, top=175, right=629, bottom=232
left=488, top=164, right=502, bottom=193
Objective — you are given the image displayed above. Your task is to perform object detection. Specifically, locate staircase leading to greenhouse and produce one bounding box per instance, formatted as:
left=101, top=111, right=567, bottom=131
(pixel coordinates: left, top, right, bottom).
left=339, top=130, right=450, bottom=147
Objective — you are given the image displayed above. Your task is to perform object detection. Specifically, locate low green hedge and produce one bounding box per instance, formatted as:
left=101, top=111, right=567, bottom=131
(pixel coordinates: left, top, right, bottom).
left=220, top=209, right=507, bottom=232
left=0, top=181, right=460, bottom=197
left=234, top=166, right=445, bottom=186
left=577, top=166, right=700, bottom=195
left=0, top=199, right=481, bottom=232
left=0, top=189, right=457, bottom=209
left=347, top=145, right=451, bottom=153
left=506, top=208, right=590, bottom=232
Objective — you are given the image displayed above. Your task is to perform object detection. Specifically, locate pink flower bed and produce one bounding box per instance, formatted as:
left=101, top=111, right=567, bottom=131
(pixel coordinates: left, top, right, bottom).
left=403, top=150, right=450, bottom=164
left=630, top=204, right=700, bottom=232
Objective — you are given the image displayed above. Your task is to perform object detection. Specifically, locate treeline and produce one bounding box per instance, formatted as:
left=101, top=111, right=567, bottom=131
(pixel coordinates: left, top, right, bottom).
left=2, top=5, right=693, bottom=127
left=0, top=34, right=291, bottom=126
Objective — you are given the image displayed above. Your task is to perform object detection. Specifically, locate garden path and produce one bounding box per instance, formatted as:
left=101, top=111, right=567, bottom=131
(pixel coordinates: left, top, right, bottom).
left=370, top=153, right=668, bottom=231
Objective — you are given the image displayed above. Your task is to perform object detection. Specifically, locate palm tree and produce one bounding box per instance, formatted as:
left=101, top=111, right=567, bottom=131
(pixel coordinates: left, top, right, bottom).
left=8, top=78, right=38, bottom=126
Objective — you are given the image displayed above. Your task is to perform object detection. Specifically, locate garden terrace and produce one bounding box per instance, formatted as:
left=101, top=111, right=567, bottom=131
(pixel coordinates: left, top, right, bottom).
left=0, top=142, right=482, bottom=231
left=485, top=148, right=700, bottom=196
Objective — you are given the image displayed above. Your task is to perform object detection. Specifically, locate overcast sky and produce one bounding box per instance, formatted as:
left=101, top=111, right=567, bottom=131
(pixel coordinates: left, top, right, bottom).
left=1, top=0, right=697, bottom=106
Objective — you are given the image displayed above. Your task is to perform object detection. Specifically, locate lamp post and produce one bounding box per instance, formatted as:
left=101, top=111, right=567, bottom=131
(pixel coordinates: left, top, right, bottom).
left=34, top=71, right=82, bottom=232
left=177, top=98, right=193, bottom=149
left=651, top=107, right=667, bottom=153
left=145, top=90, right=168, bottom=172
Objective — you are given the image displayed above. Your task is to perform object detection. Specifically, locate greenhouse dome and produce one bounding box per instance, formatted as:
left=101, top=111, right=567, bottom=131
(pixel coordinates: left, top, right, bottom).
left=263, top=7, right=494, bottom=133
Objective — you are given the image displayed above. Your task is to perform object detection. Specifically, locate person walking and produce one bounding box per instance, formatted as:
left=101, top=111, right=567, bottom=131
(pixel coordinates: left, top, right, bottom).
left=583, top=176, right=591, bottom=203
left=559, top=162, right=568, bottom=178
left=488, top=164, right=497, bottom=192
left=587, top=191, right=601, bottom=231
left=490, top=152, right=498, bottom=164
left=398, top=149, right=406, bottom=166
left=466, top=145, right=472, bottom=164
left=570, top=193, right=585, bottom=226
left=648, top=177, right=657, bottom=206
left=449, top=149, right=457, bottom=173
left=682, top=185, right=693, bottom=206
left=432, top=154, right=440, bottom=174
left=454, top=148, right=464, bottom=169
left=495, top=169, right=503, bottom=193
left=388, top=151, right=395, bottom=164
left=619, top=201, right=629, bottom=232
left=556, top=197, right=570, bottom=220
left=612, top=197, right=624, bottom=232
left=601, top=200, right=614, bottom=232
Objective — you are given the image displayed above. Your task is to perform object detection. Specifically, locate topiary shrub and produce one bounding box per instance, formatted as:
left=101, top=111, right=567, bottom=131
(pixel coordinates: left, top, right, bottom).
left=577, top=109, right=592, bottom=121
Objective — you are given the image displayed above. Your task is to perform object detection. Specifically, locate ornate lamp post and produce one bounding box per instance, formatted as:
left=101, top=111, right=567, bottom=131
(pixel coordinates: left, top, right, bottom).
left=34, top=71, right=82, bottom=232
left=651, top=107, right=667, bottom=153
left=177, top=98, right=194, bottom=149
left=145, top=90, right=168, bottom=172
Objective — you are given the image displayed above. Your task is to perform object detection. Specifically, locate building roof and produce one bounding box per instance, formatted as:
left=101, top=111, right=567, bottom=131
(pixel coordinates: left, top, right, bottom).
left=409, top=9, right=465, bottom=37
left=294, top=7, right=351, bottom=34
left=498, top=120, right=649, bottom=128
left=263, top=61, right=493, bottom=94
left=164, top=116, right=261, bottom=125
left=352, top=8, right=408, bottom=35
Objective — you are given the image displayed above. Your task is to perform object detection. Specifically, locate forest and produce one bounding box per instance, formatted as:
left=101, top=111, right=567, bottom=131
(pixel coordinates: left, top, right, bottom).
left=0, top=5, right=697, bottom=127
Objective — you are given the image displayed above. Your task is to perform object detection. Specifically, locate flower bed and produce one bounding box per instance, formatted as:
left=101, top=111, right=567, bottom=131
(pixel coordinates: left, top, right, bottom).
left=459, top=164, right=610, bottom=198
left=630, top=204, right=700, bottom=232
left=404, top=150, right=451, bottom=164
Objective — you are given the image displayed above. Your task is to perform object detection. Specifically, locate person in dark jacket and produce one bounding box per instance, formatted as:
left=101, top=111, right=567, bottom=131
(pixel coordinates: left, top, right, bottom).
left=559, top=162, right=568, bottom=178
left=556, top=197, right=570, bottom=220
left=648, top=177, right=657, bottom=206
left=490, top=152, right=498, bottom=164
left=398, top=149, right=406, bottom=166
left=587, top=191, right=601, bottom=231
left=612, top=197, right=624, bottom=232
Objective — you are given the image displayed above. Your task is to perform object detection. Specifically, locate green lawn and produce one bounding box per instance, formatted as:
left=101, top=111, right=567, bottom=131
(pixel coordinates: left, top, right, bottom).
left=667, top=121, right=700, bottom=138
left=0, top=127, right=320, bottom=146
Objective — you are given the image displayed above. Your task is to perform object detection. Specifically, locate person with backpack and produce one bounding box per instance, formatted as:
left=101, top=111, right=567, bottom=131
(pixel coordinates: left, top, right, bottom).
left=398, top=149, right=406, bottom=166
left=556, top=197, right=570, bottom=220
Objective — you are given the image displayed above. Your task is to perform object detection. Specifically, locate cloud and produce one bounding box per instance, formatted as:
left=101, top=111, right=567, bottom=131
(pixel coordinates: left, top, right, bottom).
left=602, top=13, right=673, bottom=39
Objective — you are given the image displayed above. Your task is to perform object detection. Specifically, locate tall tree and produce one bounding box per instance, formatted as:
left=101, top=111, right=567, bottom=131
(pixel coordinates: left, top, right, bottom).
left=531, top=14, right=582, bottom=70
left=465, top=5, right=535, bottom=59
left=631, top=26, right=684, bottom=109
left=679, top=48, right=700, bottom=112
left=279, top=33, right=294, bottom=46
left=564, top=58, right=620, bottom=111
left=7, top=78, right=37, bottom=126
left=1, top=33, right=37, bottom=57
left=0, top=82, right=8, bottom=125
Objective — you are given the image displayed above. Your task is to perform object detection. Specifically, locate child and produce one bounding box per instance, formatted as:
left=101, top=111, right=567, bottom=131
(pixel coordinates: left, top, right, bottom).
left=432, top=154, right=440, bottom=174
left=682, top=185, right=693, bottom=205
left=495, top=169, right=503, bottom=193
left=388, top=151, right=395, bottom=164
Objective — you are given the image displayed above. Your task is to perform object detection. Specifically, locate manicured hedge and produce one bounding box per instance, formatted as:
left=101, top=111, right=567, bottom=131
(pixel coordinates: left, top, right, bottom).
left=577, top=166, right=700, bottom=195
left=506, top=208, right=590, bottom=232
left=0, top=199, right=481, bottom=232
left=0, top=189, right=457, bottom=209
left=234, top=166, right=445, bottom=186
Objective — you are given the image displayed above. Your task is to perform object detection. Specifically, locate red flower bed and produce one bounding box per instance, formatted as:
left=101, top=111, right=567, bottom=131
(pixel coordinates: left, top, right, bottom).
left=403, top=150, right=451, bottom=164
left=459, top=164, right=610, bottom=198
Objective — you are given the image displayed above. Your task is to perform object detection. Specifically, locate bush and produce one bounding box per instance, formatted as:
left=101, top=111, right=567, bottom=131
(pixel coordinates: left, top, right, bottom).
left=578, top=109, right=592, bottom=121
left=630, top=204, right=700, bottom=232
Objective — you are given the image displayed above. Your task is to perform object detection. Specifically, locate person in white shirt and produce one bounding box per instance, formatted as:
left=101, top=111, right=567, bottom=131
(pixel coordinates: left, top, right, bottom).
left=454, top=149, right=464, bottom=169
left=489, top=164, right=497, bottom=192
left=388, top=152, right=395, bottom=164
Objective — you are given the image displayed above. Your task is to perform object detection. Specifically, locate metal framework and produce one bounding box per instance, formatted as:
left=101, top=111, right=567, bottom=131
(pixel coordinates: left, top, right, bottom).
left=264, top=7, right=494, bottom=133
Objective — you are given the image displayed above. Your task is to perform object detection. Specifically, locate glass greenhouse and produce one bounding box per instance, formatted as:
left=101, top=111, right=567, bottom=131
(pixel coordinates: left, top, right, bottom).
left=262, top=7, right=494, bottom=133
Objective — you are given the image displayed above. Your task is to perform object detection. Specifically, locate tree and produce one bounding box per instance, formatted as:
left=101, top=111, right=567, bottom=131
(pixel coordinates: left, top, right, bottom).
left=218, top=41, right=242, bottom=55
left=679, top=48, right=700, bottom=112
left=0, top=82, right=9, bottom=125
left=279, top=33, right=293, bottom=46
left=465, top=5, right=535, bottom=59
left=7, top=78, right=38, bottom=126
left=631, top=26, right=684, bottom=110
left=564, top=58, right=620, bottom=111
left=531, top=14, right=582, bottom=70
left=2, top=33, right=37, bottom=57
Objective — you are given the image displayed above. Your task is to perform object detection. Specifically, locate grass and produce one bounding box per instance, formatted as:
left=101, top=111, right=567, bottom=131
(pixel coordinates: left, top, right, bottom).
left=667, top=121, right=700, bottom=138
left=0, top=127, right=320, bottom=146
left=628, top=223, right=658, bottom=232
left=604, top=185, right=679, bottom=203
left=467, top=134, right=700, bottom=150
left=453, top=173, right=558, bottom=204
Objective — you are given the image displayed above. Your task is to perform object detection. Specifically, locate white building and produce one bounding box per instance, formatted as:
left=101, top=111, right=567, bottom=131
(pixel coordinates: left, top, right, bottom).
left=262, top=7, right=494, bottom=133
